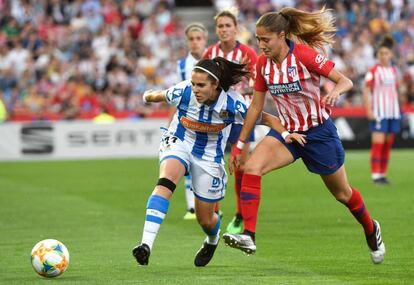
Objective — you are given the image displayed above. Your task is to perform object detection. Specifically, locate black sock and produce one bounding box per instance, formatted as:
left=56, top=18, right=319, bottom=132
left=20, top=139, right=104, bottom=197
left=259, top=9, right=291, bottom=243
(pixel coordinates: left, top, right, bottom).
left=243, top=230, right=255, bottom=242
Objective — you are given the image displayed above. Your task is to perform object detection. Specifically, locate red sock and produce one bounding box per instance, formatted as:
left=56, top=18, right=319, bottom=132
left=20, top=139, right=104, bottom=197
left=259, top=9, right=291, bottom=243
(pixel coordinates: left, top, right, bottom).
left=380, top=134, right=395, bottom=175
left=214, top=202, right=219, bottom=213
left=346, top=188, right=374, bottom=235
left=240, top=174, right=261, bottom=233
left=234, top=170, right=243, bottom=215
left=371, top=143, right=383, bottom=175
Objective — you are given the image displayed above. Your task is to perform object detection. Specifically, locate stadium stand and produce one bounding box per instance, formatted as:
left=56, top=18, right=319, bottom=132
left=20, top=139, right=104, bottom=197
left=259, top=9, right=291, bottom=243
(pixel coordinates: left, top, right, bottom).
left=0, top=0, right=413, bottom=122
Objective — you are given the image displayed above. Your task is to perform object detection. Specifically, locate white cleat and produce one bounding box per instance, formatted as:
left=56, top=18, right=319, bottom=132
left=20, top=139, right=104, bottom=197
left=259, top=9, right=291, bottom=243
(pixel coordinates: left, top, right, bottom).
left=367, top=220, right=386, bottom=264
left=223, top=233, right=256, bottom=255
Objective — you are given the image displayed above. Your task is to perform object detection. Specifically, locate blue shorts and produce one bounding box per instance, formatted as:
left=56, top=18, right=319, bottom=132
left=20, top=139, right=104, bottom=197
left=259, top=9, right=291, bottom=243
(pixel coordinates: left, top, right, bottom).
left=267, top=119, right=345, bottom=175
left=227, top=124, right=255, bottom=145
left=370, top=118, right=401, bottom=134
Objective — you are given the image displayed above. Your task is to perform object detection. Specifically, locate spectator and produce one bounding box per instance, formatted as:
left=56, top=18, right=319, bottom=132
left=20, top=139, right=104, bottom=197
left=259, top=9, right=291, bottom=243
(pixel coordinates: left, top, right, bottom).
left=1, top=0, right=414, bottom=122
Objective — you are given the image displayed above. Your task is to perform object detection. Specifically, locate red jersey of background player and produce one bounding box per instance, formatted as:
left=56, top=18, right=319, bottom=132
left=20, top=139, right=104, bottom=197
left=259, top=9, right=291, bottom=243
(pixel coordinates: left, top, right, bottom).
left=203, top=41, right=257, bottom=96
left=365, top=64, right=400, bottom=120
left=254, top=40, right=335, bottom=132
left=204, top=41, right=257, bottom=74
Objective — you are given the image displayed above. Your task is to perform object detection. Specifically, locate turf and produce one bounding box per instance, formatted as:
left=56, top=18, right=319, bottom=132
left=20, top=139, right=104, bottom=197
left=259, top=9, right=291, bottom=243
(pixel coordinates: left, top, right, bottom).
left=1, top=150, right=413, bottom=284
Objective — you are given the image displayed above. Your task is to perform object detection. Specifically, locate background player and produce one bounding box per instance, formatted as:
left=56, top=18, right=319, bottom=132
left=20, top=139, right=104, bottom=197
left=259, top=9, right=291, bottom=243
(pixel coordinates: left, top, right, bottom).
left=204, top=7, right=258, bottom=234
left=363, top=36, right=401, bottom=185
left=223, top=7, right=386, bottom=264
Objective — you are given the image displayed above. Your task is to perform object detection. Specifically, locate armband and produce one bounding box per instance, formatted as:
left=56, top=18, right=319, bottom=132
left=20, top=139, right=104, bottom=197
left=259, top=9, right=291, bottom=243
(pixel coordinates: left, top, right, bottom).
left=231, top=140, right=245, bottom=157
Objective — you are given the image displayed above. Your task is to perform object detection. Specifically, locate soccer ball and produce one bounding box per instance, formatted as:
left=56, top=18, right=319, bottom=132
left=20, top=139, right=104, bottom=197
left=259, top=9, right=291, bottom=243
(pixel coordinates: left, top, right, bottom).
left=31, top=239, right=70, bottom=278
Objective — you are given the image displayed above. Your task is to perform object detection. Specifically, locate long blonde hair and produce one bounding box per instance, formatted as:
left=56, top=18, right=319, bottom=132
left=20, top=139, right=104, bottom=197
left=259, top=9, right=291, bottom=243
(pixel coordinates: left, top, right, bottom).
left=256, top=7, right=336, bottom=52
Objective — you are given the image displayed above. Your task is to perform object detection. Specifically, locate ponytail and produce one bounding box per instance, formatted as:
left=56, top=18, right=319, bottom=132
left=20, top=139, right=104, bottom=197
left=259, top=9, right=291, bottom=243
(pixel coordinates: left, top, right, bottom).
left=256, top=7, right=336, bottom=53
left=193, top=57, right=249, bottom=92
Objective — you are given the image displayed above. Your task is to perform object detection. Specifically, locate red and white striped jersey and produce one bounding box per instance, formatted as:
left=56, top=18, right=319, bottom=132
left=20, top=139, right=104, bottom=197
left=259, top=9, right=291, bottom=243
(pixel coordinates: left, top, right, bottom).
left=254, top=41, right=335, bottom=132
left=203, top=41, right=257, bottom=99
left=365, top=64, right=400, bottom=119
left=203, top=41, right=257, bottom=74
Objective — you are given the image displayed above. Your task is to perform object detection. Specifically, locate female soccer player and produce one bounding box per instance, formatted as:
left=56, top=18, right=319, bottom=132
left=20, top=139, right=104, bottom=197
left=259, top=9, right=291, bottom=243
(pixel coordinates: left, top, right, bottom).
left=176, top=22, right=208, bottom=220
left=363, top=36, right=400, bottom=185
left=204, top=8, right=258, bottom=234
left=132, top=57, right=305, bottom=267
left=223, top=7, right=386, bottom=264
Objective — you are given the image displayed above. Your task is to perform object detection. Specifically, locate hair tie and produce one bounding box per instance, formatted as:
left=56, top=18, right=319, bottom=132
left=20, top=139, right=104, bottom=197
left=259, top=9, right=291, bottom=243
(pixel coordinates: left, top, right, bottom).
left=193, top=66, right=219, bottom=81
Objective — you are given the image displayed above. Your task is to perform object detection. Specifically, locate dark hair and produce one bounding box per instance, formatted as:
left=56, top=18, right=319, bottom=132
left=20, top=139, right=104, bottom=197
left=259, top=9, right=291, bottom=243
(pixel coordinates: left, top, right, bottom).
left=378, top=35, right=395, bottom=50
left=194, top=57, right=249, bottom=92
left=256, top=7, right=336, bottom=53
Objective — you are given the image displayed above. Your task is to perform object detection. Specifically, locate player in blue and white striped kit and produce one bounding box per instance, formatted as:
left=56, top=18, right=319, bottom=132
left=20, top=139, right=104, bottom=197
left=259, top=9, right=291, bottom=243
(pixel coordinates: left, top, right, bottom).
left=132, top=57, right=300, bottom=267
left=175, top=22, right=208, bottom=220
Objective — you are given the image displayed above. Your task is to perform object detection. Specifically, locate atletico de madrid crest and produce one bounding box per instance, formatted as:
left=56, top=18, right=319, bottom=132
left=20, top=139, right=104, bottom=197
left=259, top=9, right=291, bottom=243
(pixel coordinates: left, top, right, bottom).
left=288, top=66, right=297, bottom=78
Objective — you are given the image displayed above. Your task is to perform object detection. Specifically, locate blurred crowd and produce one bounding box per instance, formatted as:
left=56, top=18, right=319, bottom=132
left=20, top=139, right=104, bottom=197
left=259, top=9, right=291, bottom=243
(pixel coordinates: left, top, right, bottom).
left=1, top=0, right=414, bottom=122
left=230, top=0, right=414, bottom=107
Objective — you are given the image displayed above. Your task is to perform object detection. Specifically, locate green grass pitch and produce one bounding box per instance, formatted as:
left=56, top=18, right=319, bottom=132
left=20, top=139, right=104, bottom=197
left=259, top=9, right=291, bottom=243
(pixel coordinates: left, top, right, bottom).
left=1, top=150, right=414, bottom=284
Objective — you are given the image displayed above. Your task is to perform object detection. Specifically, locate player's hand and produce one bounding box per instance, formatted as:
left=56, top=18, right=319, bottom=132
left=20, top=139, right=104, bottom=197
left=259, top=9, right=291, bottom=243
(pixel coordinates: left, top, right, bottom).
left=228, top=154, right=236, bottom=175
left=323, top=90, right=340, bottom=106
left=229, top=140, right=244, bottom=175
left=285, top=133, right=307, bottom=147
left=143, top=90, right=154, bottom=103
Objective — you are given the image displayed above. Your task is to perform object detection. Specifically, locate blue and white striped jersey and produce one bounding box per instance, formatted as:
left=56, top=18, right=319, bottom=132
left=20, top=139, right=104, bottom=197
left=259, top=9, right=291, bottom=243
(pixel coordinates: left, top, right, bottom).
left=177, top=52, right=199, bottom=81
left=164, top=80, right=248, bottom=164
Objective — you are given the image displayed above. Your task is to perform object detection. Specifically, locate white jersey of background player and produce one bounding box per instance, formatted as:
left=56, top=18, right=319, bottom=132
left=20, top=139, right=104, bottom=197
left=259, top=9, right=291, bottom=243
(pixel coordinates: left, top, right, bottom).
left=174, top=22, right=208, bottom=220
left=132, top=57, right=285, bottom=267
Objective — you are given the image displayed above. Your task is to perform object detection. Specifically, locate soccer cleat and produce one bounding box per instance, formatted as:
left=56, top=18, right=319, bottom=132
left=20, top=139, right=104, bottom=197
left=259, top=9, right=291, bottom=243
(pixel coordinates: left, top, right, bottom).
left=226, top=215, right=243, bottom=234
left=183, top=208, right=196, bottom=220
left=380, top=177, right=391, bottom=185
left=194, top=240, right=219, bottom=267
left=132, top=243, right=151, bottom=266
left=366, top=220, right=385, bottom=264
left=223, top=233, right=256, bottom=255
left=373, top=177, right=390, bottom=185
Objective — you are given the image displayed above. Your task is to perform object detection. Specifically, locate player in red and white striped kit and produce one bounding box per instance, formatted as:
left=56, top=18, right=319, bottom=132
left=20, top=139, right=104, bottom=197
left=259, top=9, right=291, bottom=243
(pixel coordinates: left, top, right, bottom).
left=363, top=36, right=401, bottom=185
left=223, top=7, right=385, bottom=264
left=203, top=8, right=258, bottom=234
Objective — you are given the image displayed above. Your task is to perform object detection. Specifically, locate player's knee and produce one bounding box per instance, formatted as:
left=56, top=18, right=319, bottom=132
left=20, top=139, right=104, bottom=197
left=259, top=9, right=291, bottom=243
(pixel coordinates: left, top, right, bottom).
left=243, top=161, right=263, bottom=176
left=198, top=219, right=215, bottom=230
left=197, top=215, right=215, bottom=229
left=156, top=177, right=176, bottom=193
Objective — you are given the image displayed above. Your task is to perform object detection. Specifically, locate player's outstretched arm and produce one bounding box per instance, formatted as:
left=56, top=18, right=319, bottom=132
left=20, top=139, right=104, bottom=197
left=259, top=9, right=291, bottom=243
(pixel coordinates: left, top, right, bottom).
left=143, top=90, right=167, bottom=103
